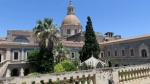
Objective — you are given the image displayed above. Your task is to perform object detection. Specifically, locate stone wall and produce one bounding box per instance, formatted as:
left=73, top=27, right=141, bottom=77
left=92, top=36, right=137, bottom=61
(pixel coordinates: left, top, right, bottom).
left=1, top=63, right=150, bottom=84
left=7, top=30, right=34, bottom=43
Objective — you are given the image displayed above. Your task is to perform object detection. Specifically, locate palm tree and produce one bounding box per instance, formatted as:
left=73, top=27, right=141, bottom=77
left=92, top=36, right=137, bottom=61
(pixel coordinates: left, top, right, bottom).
left=53, top=43, right=70, bottom=63
left=33, top=18, right=59, bottom=52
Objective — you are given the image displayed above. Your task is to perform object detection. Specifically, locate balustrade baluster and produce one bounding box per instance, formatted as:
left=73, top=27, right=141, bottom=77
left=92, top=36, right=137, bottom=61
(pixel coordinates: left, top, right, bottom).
left=137, top=71, right=140, bottom=78
left=128, top=73, right=131, bottom=80
left=126, top=74, right=129, bottom=81
left=135, top=72, right=138, bottom=79
left=90, top=79, right=93, bottom=84
left=122, top=74, right=125, bottom=81
left=146, top=68, right=149, bottom=76
left=148, top=68, right=150, bottom=76
left=141, top=70, right=144, bottom=77
left=119, top=74, right=122, bottom=82
left=130, top=72, right=133, bottom=80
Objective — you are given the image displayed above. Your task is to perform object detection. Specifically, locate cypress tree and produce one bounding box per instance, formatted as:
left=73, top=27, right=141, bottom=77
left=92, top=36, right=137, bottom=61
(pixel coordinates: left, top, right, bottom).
left=79, top=16, right=100, bottom=62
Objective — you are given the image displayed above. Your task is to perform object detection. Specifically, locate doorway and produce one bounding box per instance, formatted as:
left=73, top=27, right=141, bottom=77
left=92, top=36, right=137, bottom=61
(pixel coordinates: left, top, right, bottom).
left=11, top=68, right=19, bottom=77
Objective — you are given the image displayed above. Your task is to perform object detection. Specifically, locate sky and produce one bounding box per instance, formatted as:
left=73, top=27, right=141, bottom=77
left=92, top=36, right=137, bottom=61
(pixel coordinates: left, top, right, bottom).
left=0, top=0, right=150, bottom=38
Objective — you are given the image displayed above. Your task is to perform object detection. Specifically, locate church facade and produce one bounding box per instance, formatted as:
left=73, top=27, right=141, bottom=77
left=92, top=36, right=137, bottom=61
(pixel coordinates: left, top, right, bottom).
left=0, top=1, right=150, bottom=77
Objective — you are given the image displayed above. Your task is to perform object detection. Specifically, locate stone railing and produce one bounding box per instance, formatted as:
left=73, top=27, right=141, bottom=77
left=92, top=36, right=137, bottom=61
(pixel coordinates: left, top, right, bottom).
left=0, top=69, right=97, bottom=84
left=118, top=63, right=150, bottom=84
left=101, top=56, right=150, bottom=60
left=1, top=63, right=150, bottom=84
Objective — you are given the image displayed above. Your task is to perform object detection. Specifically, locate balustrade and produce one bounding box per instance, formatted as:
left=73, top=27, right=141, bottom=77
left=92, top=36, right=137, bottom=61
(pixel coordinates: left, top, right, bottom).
left=19, top=74, right=95, bottom=84
left=119, top=65, right=150, bottom=83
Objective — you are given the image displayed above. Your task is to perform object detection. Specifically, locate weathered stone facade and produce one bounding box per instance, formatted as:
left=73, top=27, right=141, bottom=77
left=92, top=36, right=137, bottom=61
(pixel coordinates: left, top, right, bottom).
left=100, top=35, right=150, bottom=67
left=7, top=30, right=34, bottom=43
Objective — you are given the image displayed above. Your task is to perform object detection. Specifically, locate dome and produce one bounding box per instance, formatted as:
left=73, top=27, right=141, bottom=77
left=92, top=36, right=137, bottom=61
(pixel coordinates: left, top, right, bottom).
left=62, top=15, right=80, bottom=26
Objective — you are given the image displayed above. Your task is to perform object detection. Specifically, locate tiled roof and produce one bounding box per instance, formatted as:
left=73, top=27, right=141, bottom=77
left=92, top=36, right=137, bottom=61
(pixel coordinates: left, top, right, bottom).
left=0, top=38, right=6, bottom=42
left=61, top=41, right=84, bottom=47
left=0, top=42, right=38, bottom=46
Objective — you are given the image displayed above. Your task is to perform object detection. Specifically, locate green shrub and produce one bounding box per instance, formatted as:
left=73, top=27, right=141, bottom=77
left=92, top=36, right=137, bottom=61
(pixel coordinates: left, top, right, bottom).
left=54, top=60, right=77, bottom=73
left=61, top=60, right=77, bottom=71
left=54, top=63, right=65, bottom=73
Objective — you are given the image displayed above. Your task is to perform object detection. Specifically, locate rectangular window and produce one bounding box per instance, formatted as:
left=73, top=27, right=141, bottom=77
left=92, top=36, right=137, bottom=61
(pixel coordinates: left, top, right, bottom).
left=115, top=51, right=117, bottom=56
left=108, top=51, right=110, bottom=56
left=14, top=52, right=18, bottom=60
left=26, top=52, right=29, bottom=60
left=122, top=50, right=125, bottom=56
left=130, top=49, right=134, bottom=56
left=101, top=53, right=103, bottom=58
left=67, top=29, right=70, bottom=34
left=74, top=29, right=77, bottom=34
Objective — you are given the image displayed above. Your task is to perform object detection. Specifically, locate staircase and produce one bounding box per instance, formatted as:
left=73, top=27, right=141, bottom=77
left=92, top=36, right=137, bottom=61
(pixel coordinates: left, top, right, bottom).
left=0, top=61, right=9, bottom=77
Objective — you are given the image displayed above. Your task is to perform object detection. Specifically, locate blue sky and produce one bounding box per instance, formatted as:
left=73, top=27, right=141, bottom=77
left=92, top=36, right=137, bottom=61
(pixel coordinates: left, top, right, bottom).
left=0, top=0, right=150, bottom=38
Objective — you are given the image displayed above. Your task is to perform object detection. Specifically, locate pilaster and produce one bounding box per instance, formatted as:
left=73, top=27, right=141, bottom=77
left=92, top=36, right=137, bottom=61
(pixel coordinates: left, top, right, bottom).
left=6, top=48, right=11, bottom=61
left=6, top=69, right=11, bottom=77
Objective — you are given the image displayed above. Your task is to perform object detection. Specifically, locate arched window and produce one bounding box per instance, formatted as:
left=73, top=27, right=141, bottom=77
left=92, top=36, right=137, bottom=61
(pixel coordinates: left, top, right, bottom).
left=130, top=49, right=134, bottom=56
left=108, top=61, right=112, bottom=67
left=141, top=49, right=147, bottom=57
left=121, top=50, right=125, bottom=56
left=13, top=36, right=29, bottom=42
left=115, top=50, right=117, bottom=56
left=108, top=51, right=110, bottom=56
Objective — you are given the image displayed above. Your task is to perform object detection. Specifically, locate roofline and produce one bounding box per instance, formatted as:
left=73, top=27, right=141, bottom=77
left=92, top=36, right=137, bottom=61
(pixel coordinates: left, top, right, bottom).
left=100, top=34, right=150, bottom=45
left=0, top=42, right=38, bottom=47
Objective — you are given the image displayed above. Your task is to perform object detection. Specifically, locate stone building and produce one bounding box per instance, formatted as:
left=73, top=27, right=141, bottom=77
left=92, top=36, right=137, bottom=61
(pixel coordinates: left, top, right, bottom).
left=100, top=34, right=150, bottom=67
left=0, top=1, right=150, bottom=78
left=0, top=30, right=38, bottom=77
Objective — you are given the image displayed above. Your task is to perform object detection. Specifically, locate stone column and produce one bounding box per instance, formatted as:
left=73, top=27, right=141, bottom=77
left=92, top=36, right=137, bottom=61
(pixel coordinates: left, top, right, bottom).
left=21, top=48, right=24, bottom=61
left=20, top=68, right=24, bottom=76
left=112, top=69, right=119, bottom=84
left=1, top=54, right=3, bottom=62
left=6, top=69, right=11, bottom=77
left=6, top=48, right=11, bottom=61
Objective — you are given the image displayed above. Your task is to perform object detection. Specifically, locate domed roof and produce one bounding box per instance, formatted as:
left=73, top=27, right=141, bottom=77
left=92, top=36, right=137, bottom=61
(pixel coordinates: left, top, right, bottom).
left=62, top=15, right=80, bottom=26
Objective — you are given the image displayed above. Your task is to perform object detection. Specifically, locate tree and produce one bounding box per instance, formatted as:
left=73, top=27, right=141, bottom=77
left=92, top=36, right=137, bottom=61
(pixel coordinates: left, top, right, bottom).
left=28, top=18, right=59, bottom=73
left=79, top=16, right=100, bottom=62
left=27, top=49, right=54, bottom=73
left=53, top=43, right=70, bottom=63
left=27, top=49, right=40, bottom=71
left=33, top=18, right=59, bottom=53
